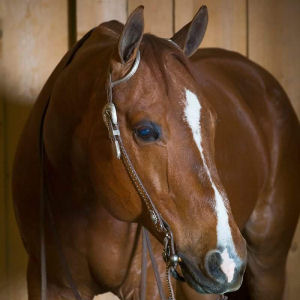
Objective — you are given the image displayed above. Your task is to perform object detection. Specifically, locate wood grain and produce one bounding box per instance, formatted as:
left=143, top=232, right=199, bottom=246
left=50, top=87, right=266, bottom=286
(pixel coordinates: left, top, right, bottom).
left=175, top=0, right=247, bottom=55
left=128, top=0, right=173, bottom=37
left=77, top=0, right=127, bottom=40
left=248, top=0, right=300, bottom=118
left=0, top=1, right=8, bottom=296
left=249, top=3, right=300, bottom=297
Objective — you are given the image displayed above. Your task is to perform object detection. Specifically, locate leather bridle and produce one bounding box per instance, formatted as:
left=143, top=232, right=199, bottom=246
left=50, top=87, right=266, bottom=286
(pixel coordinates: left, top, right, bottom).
left=39, top=34, right=227, bottom=300
left=103, top=50, right=182, bottom=300
left=39, top=46, right=182, bottom=300
left=104, top=49, right=228, bottom=300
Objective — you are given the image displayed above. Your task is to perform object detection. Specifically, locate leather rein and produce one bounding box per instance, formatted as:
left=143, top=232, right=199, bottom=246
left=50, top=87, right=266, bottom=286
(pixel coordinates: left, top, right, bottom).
left=39, top=48, right=182, bottom=300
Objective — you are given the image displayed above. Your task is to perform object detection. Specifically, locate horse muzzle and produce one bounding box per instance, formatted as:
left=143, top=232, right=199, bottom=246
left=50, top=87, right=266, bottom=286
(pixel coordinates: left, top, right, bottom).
left=178, top=250, right=246, bottom=294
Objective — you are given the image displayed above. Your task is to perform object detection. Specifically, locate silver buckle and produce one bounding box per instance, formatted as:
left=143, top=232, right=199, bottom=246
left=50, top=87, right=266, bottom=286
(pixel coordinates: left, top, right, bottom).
left=102, top=102, right=121, bottom=159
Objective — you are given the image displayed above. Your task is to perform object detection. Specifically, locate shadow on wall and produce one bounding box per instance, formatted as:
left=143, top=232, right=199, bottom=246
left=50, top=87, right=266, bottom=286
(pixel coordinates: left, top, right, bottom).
left=0, top=81, right=33, bottom=299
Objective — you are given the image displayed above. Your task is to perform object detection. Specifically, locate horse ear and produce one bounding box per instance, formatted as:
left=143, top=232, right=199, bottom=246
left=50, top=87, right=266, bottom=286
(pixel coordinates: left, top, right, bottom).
left=118, top=6, right=144, bottom=64
left=171, top=5, right=208, bottom=57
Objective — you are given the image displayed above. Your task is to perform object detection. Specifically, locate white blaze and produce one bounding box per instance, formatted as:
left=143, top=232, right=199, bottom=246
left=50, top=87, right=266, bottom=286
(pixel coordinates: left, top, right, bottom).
left=220, top=249, right=235, bottom=283
left=183, top=89, right=236, bottom=283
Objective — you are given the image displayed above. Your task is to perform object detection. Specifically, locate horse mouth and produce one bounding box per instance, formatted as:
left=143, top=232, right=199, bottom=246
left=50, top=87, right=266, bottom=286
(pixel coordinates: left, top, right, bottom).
left=170, top=263, right=209, bottom=293
left=179, top=261, right=218, bottom=294
left=178, top=253, right=243, bottom=295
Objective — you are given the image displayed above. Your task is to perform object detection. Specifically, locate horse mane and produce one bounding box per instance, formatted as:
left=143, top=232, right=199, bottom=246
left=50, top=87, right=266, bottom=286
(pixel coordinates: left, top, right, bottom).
left=99, top=20, right=125, bottom=39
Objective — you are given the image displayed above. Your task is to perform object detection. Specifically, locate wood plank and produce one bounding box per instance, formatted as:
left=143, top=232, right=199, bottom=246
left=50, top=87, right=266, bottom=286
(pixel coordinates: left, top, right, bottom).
left=1, top=0, right=68, bottom=299
left=128, top=0, right=173, bottom=37
left=175, top=0, right=247, bottom=55
left=248, top=0, right=300, bottom=118
left=0, top=1, right=8, bottom=296
left=77, top=0, right=127, bottom=40
left=239, top=2, right=300, bottom=299
left=249, top=3, right=300, bottom=298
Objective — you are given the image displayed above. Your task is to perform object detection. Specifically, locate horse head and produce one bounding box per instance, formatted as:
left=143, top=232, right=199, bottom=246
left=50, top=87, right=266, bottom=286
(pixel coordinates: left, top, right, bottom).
left=74, top=6, right=247, bottom=296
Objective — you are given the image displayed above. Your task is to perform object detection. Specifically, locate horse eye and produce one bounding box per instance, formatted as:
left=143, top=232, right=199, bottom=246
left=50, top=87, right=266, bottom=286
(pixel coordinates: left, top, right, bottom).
left=134, top=121, right=161, bottom=142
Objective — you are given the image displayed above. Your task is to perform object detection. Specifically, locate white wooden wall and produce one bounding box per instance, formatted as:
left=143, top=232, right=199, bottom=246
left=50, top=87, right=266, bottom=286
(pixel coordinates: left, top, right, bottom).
left=0, top=1, right=299, bottom=299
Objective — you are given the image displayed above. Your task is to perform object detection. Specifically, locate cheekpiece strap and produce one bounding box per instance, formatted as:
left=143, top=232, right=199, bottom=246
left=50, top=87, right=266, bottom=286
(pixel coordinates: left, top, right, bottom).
left=104, top=48, right=180, bottom=300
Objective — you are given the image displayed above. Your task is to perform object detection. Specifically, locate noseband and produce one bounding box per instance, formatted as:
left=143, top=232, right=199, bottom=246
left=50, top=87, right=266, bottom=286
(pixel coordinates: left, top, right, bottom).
left=103, top=50, right=181, bottom=300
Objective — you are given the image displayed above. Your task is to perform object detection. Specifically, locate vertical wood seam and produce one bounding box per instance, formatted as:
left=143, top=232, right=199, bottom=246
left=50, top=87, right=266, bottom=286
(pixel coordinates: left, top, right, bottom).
left=2, top=78, right=9, bottom=282
left=68, top=0, right=77, bottom=48
left=0, top=14, right=9, bottom=281
left=172, top=0, right=175, bottom=35
left=246, top=0, right=249, bottom=58
left=127, top=0, right=130, bottom=21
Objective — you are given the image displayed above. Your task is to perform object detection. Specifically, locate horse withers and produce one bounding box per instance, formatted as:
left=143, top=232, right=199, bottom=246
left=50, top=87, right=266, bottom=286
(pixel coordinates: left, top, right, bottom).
left=13, top=5, right=299, bottom=300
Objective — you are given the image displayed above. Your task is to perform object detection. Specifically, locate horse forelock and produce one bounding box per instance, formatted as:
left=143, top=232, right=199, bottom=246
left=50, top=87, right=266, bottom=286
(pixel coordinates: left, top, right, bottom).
left=138, top=34, right=198, bottom=95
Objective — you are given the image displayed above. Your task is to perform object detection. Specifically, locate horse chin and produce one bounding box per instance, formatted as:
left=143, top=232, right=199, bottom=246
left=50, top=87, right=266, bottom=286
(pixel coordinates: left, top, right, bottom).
left=180, top=265, right=215, bottom=294
left=181, top=271, right=208, bottom=294
left=182, top=267, right=242, bottom=295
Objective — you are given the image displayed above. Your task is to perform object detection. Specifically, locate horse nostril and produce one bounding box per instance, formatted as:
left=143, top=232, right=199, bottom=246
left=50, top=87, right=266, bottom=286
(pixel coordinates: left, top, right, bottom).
left=204, top=248, right=246, bottom=289
left=204, top=250, right=225, bottom=283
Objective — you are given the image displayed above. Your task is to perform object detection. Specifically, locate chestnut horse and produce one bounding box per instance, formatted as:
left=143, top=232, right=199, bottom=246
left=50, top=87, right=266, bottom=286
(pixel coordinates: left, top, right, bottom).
left=13, top=6, right=299, bottom=300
